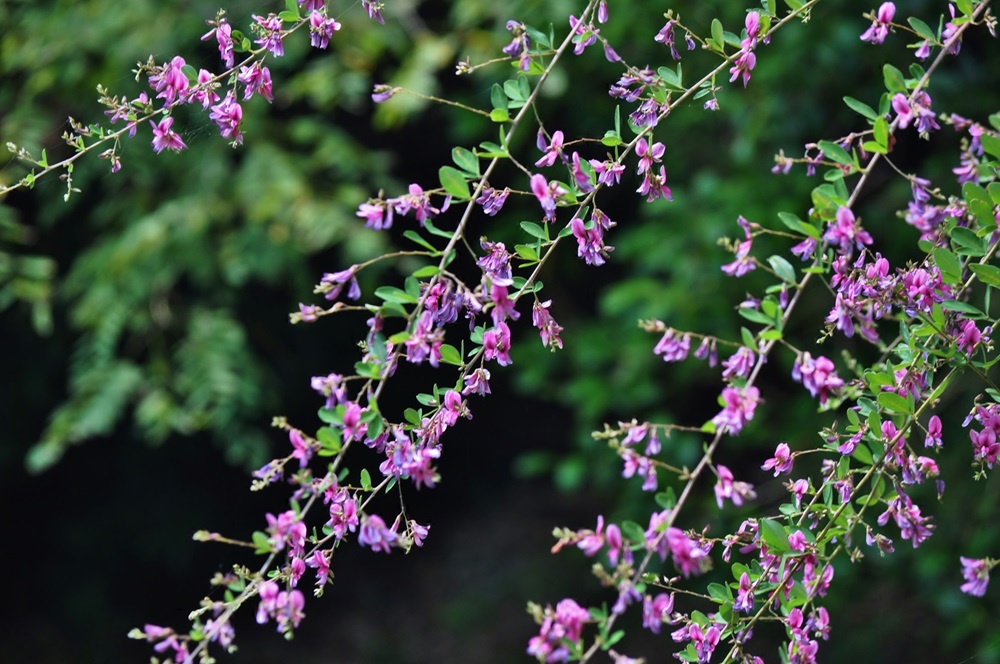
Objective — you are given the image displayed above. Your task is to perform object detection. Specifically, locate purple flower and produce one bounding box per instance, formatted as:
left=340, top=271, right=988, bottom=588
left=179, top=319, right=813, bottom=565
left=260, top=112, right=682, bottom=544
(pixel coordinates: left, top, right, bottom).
left=462, top=367, right=491, bottom=396
left=943, top=3, right=962, bottom=54
left=532, top=299, right=564, bottom=350
left=714, top=464, right=756, bottom=508
left=503, top=20, right=532, bottom=71
left=654, top=20, right=680, bottom=60
left=209, top=93, right=244, bottom=144
left=722, top=345, right=756, bottom=381
left=289, top=429, right=312, bottom=467
left=570, top=216, right=612, bottom=266
left=530, top=174, right=564, bottom=221
left=150, top=116, right=187, bottom=154
left=860, top=2, right=895, bottom=44
left=590, top=158, right=625, bottom=187
left=309, top=10, right=341, bottom=49
left=252, top=14, right=285, bottom=57
left=711, top=385, right=760, bottom=435
left=238, top=62, right=273, bottom=102
left=642, top=593, right=674, bottom=633
left=358, top=514, right=398, bottom=553
left=186, top=69, right=220, bottom=109
left=476, top=186, right=510, bottom=216
left=654, top=329, right=690, bottom=362
left=956, top=319, right=985, bottom=356
left=306, top=550, right=331, bottom=586
left=823, top=206, right=872, bottom=256
left=356, top=200, right=393, bottom=230
left=762, top=442, right=794, bottom=476
left=734, top=573, right=754, bottom=613
left=149, top=56, right=189, bottom=106
left=202, top=18, right=234, bottom=68
left=535, top=130, right=565, bottom=167
left=477, top=240, right=513, bottom=286
left=568, top=15, right=599, bottom=55
left=483, top=322, right=512, bottom=366
left=362, top=0, right=385, bottom=24
left=637, top=165, right=673, bottom=202
left=722, top=216, right=756, bottom=277
left=960, top=556, right=991, bottom=596
left=925, top=415, right=943, bottom=448
left=792, top=353, right=844, bottom=403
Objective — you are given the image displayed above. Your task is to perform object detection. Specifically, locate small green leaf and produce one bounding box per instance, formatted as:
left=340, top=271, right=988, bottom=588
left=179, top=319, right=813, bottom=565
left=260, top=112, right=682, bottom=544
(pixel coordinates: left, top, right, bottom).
left=768, top=255, right=797, bottom=283
left=359, top=469, right=372, bottom=490
left=883, top=64, right=907, bottom=93
left=452, top=147, right=479, bottom=176
left=982, top=134, right=1000, bottom=161
left=490, top=83, right=507, bottom=111
left=514, top=244, right=539, bottom=261
left=654, top=487, right=677, bottom=511
left=878, top=391, right=911, bottom=414
left=439, top=344, right=462, bottom=366
left=711, top=18, right=725, bottom=51
left=843, top=96, right=878, bottom=121
left=738, top=308, right=775, bottom=326
left=907, top=17, right=937, bottom=42
left=520, top=221, right=548, bottom=240
left=374, top=286, right=418, bottom=304
left=403, top=230, right=438, bottom=253
left=621, top=520, right=646, bottom=542
left=942, top=299, right=986, bottom=318
left=278, top=9, right=300, bottom=20
left=412, top=265, right=440, bottom=278
left=818, top=140, right=853, bottom=167
left=439, top=166, right=470, bottom=199
left=489, top=108, right=509, bottom=123
left=952, top=227, right=986, bottom=256
left=777, top=211, right=820, bottom=239
left=252, top=531, right=274, bottom=554
left=403, top=408, right=421, bottom=425
left=759, top=518, right=790, bottom=553
left=601, top=131, right=623, bottom=147
left=873, top=117, right=889, bottom=148
left=970, top=263, right=1000, bottom=288
left=932, top=247, right=962, bottom=284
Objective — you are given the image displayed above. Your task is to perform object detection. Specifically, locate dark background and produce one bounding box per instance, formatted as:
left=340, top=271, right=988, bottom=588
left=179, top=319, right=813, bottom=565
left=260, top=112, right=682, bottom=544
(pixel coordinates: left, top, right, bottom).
left=3, top=0, right=1000, bottom=662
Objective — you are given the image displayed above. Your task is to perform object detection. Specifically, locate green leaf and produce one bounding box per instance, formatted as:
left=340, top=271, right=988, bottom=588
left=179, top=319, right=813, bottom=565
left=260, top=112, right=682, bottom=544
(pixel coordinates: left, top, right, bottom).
left=439, top=344, right=462, bottom=366
left=883, top=64, right=907, bottom=94
left=490, top=83, right=507, bottom=111
left=403, top=230, right=439, bottom=253
left=403, top=408, right=421, bottom=425
left=942, top=299, right=986, bottom=318
left=278, top=9, right=300, bottom=21
left=452, top=147, right=479, bottom=176
left=489, top=108, right=510, bottom=123
left=439, top=166, right=470, bottom=199
left=818, top=140, right=852, bottom=167
left=982, top=134, right=1000, bottom=161
left=412, top=265, right=440, bottom=278
left=783, top=0, right=804, bottom=9
left=738, top=308, right=775, bottom=326
left=952, top=227, right=986, bottom=256
left=520, top=221, right=548, bottom=240
left=252, top=530, right=273, bottom=554
left=477, top=141, right=507, bottom=158
left=878, top=391, right=911, bottom=414
left=873, top=117, right=889, bottom=149
left=711, top=18, right=725, bottom=51
left=759, top=518, right=790, bottom=553
left=777, top=211, right=820, bottom=239
left=907, top=17, right=937, bottom=42
left=359, top=468, right=372, bottom=490
left=768, top=255, right=797, bottom=283
left=843, top=96, right=878, bottom=121
left=621, top=520, right=646, bottom=542
left=970, top=263, right=1000, bottom=287
left=374, top=286, right=417, bottom=304
left=932, top=247, right=962, bottom=284
left=654, top=487, right=677, bottom=511
left=514, top=244, right=539, bottom=261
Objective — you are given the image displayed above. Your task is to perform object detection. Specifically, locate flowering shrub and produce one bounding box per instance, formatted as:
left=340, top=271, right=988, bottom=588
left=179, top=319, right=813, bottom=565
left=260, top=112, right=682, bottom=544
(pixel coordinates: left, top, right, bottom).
left=4, top=0, right=1000, bottom=662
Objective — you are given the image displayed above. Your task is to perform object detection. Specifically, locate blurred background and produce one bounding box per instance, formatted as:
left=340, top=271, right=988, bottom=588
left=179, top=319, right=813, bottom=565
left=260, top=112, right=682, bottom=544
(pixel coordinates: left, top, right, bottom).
left=2, top=0, right=999, bottom=662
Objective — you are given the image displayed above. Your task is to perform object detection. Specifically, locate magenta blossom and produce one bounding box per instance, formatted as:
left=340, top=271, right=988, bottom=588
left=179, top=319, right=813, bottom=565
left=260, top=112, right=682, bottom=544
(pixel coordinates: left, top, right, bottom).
left=860, top=2, right=895, bottom=44
left=762, top=442, right=794, bottom=476
left=960, top=556, right=991, bottom=596
left=150, top=116, right=186, bottom=154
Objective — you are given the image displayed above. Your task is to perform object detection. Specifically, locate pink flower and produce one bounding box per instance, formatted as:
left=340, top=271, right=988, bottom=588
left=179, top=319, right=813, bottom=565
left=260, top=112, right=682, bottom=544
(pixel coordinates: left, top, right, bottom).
left=150, top=116, right=186, bottom=153
left=762, top=442, right=794, bottom=476
left=960, top=556, right=991, bottom=596
left=861, top=2, right=896, bottom=44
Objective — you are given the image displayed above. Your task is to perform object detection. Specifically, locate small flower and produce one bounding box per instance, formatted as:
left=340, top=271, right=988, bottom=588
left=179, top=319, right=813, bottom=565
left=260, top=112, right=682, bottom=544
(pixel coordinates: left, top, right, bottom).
left=483, top=322, right=512, bottom=366
left=860, top=2, right=896, bottom=44
left=209, top=93, right=244, bottom=144
left=762, top=442, right=794, bottom=476
left=960, top=556, right=991, bottom=596
left=532, top=299, right=564, bottom=350
left=151, top=116, right=187, bottom=153
left=925, top=415, right=943, bottom=448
